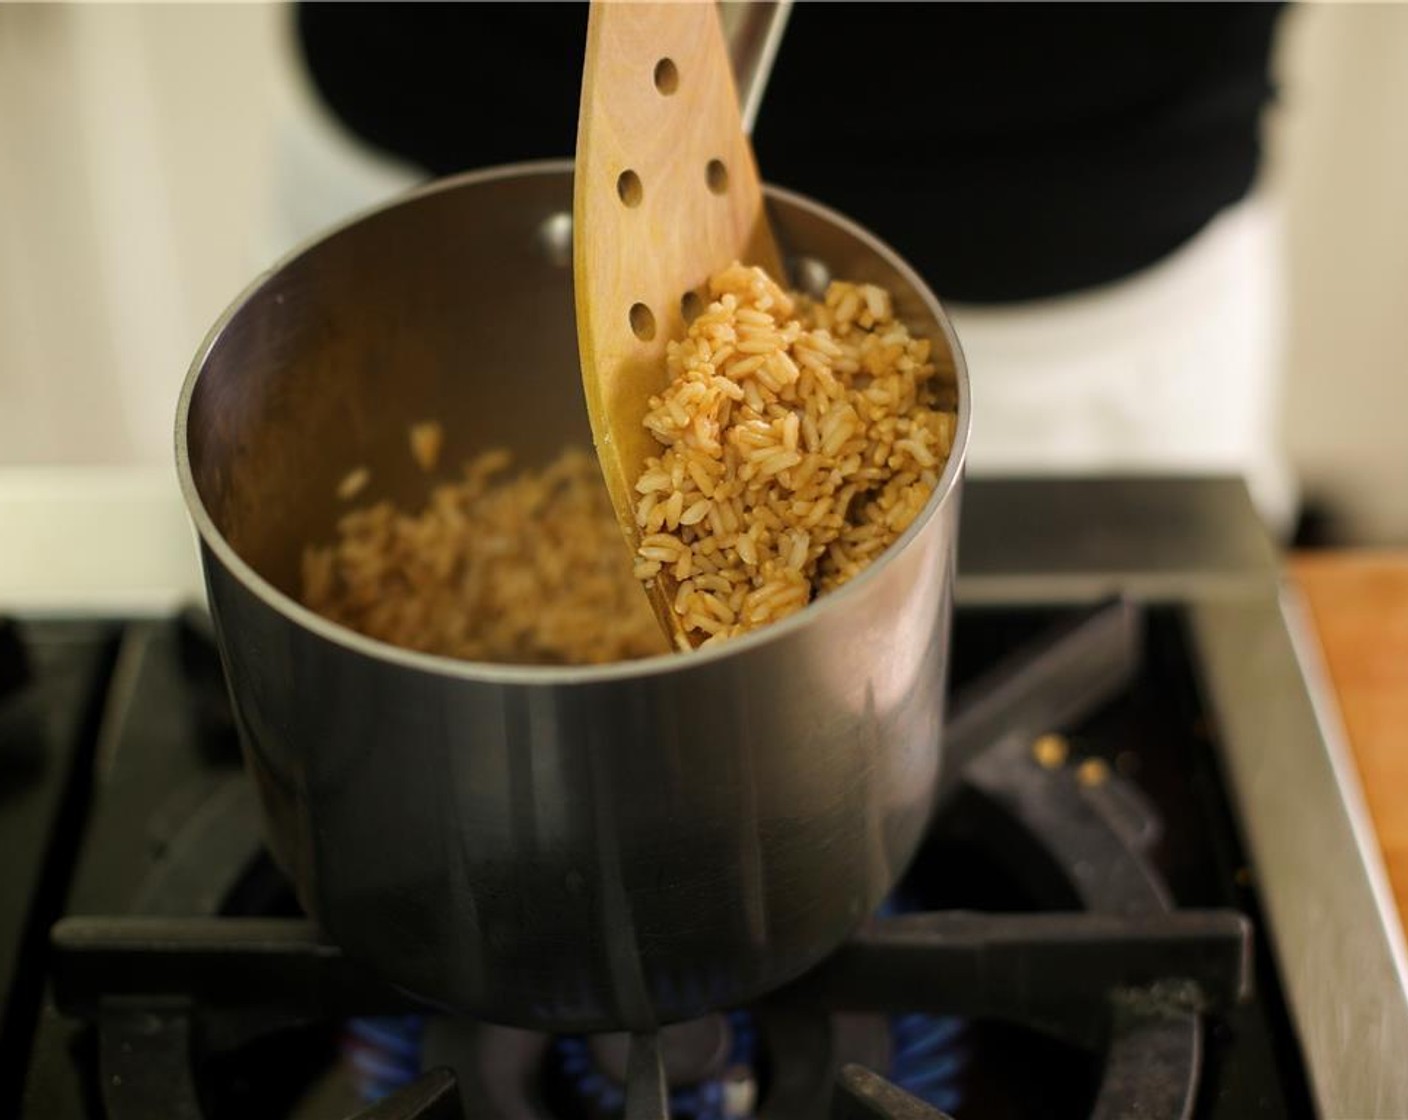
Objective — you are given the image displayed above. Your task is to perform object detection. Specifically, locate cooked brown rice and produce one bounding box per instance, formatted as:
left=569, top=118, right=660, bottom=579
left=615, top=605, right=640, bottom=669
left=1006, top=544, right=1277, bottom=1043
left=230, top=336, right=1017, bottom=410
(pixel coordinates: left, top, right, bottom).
left=632, top=262, right=954, bottom=648
left=408, top=421, right=444, bottom=472
left=300, top=264, right=952, bottom=665
left=336, top=466, right=371, bottom=501
left=302, top=448, right=668, bottom=665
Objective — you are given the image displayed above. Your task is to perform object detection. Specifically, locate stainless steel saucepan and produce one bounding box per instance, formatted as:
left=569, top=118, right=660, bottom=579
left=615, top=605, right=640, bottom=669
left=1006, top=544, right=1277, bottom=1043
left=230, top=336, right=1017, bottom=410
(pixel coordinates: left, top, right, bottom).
left=175, top=161, right=970, bottom=1032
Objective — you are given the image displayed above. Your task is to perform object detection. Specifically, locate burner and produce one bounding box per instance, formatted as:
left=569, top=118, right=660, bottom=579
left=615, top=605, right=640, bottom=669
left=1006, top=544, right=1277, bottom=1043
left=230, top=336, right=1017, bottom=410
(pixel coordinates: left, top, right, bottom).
left=886, top=1014, right=965, bottom=1116
left=864, top=897, right=968, bottom=1117
left=587, top=1014, right=737, bottom=1088
left=419, top=1018, right=550, bottom=1118
left=343, top=1016, right=427, bottom=1104
left=549, top=1011, right=758, bottom=1119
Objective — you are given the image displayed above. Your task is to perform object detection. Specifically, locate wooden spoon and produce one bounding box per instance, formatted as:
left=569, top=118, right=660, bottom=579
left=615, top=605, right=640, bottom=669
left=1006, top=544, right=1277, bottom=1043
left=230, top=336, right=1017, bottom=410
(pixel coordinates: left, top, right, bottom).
left=574, top=0, right=784, bottom=648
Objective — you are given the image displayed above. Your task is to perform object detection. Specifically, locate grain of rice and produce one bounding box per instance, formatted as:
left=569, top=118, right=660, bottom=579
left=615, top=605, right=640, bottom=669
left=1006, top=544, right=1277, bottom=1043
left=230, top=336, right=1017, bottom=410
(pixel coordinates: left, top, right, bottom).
left=337, top=467, right=371, bottom=501
left=409, top=421, right=444, bottom=472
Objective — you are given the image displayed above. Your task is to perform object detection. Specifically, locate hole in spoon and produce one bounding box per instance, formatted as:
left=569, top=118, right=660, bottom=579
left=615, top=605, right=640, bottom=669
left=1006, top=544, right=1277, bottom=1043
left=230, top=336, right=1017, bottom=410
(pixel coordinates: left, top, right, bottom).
left=617, top=169, right=643, bottom=207
left=629, top=302, right=656, bottom=341
left=680, top=290, right=705, bottom=324
left=654, top=58, right=679, bottom=94
left=706, top=159, right=729, bottom=195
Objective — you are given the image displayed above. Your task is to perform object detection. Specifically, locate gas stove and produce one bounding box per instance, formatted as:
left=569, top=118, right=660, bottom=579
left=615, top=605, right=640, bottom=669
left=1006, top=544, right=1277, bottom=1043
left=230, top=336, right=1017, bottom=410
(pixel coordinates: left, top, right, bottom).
left=1, top=478, right=1403, bottom=1118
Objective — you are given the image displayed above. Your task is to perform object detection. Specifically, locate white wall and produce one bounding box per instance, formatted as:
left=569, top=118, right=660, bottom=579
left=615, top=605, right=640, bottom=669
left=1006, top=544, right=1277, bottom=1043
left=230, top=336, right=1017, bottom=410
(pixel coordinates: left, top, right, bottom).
left=1, top=3, right=1406, bottom=541
left=0, top=2, right=415, bottom=467
left=1267, top=3, right=1408, bottom=543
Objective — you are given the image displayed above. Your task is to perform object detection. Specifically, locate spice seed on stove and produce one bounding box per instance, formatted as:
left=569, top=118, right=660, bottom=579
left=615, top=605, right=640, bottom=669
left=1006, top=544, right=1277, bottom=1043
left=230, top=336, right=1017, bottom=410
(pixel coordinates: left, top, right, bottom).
left=1032, top=733, right=1069, bottom=769
left=1077, top=757, right=1111, bottom=788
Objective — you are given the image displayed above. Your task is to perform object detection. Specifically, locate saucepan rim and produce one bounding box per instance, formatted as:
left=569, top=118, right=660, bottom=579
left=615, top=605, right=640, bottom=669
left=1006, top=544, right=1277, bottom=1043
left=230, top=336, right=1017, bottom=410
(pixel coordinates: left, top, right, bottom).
left=174, top=158, right=970, bottom=685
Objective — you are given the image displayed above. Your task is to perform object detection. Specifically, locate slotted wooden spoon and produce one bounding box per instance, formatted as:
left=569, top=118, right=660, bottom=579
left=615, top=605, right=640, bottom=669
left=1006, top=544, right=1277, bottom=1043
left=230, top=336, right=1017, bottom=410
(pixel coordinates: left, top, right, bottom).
left=575, top=0, right=786, bottom=649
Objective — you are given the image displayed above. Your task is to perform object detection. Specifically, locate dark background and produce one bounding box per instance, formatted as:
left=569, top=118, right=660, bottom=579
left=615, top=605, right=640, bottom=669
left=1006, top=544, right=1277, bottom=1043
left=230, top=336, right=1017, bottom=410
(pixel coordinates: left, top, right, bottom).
left=296, top=2, right=1284, bottom=304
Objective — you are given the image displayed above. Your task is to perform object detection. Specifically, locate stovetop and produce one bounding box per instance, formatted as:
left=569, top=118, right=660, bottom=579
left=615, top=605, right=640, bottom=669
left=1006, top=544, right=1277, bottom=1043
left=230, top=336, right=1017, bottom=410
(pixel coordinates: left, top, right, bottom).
left=0, top=478, right=1398, bottom=1118
left=2, top=597, right=1311, bottom=1119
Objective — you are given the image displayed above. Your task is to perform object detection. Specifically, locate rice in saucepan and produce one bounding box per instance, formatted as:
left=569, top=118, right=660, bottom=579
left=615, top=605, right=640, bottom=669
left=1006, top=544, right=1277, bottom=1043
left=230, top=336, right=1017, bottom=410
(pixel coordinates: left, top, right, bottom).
left=302, top=448, right=668, bottom=664
left=632, top=263, right=954, bottom=648
left=300, top=264, right=954, bottom=663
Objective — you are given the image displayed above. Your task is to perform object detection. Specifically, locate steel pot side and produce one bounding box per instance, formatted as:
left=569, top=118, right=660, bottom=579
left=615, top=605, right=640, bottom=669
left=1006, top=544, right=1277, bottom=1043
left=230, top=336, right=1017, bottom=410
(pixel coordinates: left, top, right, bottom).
left=176, top=161, right=970, bottom=1031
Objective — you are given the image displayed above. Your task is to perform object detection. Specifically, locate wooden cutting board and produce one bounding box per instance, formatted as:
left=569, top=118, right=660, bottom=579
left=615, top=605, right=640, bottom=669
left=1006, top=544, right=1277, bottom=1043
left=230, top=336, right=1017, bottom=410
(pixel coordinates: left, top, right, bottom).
left=1289, top=551, right=1408, bottom=927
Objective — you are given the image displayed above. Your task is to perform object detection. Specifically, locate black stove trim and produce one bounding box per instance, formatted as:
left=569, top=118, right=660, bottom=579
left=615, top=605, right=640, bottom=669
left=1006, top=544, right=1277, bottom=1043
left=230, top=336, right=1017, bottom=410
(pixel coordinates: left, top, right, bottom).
left=0, top=622, right=121, bottom=1117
